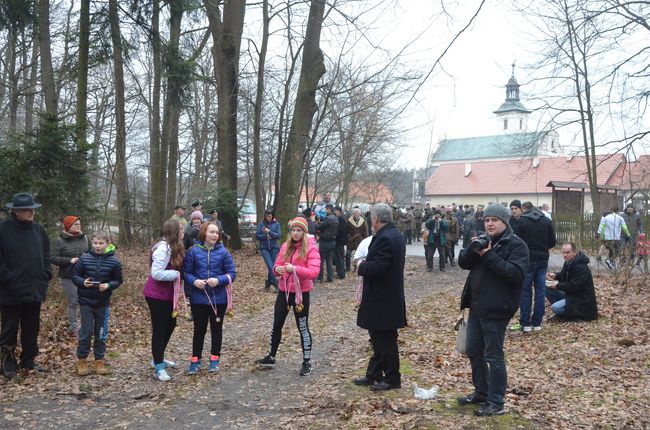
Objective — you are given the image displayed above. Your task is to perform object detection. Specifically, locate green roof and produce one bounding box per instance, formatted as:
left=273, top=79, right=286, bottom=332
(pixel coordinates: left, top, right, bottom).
left=494, top=100, right=531, bottom=114
left=431, top=132, right=544, bottom=162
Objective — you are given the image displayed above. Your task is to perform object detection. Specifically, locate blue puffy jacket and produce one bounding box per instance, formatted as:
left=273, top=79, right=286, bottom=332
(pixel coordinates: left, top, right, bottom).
left=183, top=242, right=236, bottom=305
left=255, top=219, right=282, bottom=250
left=72, top=244, right=123, bottom=307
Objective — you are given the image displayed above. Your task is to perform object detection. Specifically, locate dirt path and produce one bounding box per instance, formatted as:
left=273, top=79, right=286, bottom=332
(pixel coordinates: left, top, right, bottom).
left=1, top=256, right=464, bottom=429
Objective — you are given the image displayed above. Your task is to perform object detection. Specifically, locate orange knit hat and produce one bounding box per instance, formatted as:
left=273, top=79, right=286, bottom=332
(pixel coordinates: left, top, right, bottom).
left=63, top=216, right=79, bottom=232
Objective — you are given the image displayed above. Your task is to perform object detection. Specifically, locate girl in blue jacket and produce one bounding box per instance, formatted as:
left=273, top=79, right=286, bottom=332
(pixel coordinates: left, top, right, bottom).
left=183, top=222, right=236, bottom=374
left=255, top=209, right=282, bottom=291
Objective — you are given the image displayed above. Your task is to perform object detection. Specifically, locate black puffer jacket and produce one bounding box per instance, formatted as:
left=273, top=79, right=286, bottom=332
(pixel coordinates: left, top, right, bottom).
left=516, top=209, right=557, bottom=262
left=459, top=227, right=529, bottom=319
left=72, top=246, right=123, bottom=307
left=318, top=213, right=339, bottom=241
left=52, top=232, right=91, bottom=279
left=554, top=252, right=598, bottom=321
left=0, top=214, right=51, bottom=305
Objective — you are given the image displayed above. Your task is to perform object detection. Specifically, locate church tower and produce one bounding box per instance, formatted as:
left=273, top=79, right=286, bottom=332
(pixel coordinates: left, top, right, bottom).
left=494, top=63, right=531, bottom=133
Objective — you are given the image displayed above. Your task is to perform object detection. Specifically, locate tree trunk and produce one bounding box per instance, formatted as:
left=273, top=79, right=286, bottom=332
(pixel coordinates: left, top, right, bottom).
left=276, top=0, right=326, bottom=230
left=205, top=0, right=246, bottom=249
left=162, top=1, right=184, bottom=214
left=38, top=0, right=57, bottom=118
left=149, top=0, right=164, bottom=231
left=24, top=24, right=39, bottom=138
left=75, top=0, right=90, bottom=151
left=8, top=28, right=18, bottom=134
left=108, top=0, right=132, bottom=245
left=252, top=0, right=269, bottom=221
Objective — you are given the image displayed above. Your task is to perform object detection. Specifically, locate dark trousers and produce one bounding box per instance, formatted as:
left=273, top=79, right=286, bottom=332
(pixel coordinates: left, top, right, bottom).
left=426, top=241, right=446, bottom=269
left=318, top=239, right=335, bottom=281
left=334, top=243, right=346, bottom=278
left=78, top=303, right=108, bottom=359
left=466, top=311, right=509, bottom=407
left=269, top=292, right=311, bottom=361
left=0, top=302, right=41, bottom=366
left=146, top=297, right=177, bottom=365
left=366, top=329, right=401, bottom=385
left=604, top=240, right=621, bottom=260
left=414, top=221, right=422, bottom=241
left=403, top=229, right=412, bottom=244
left=446, top=240, right=458, bottom=264
left=191, top=303, right=227, bottom=359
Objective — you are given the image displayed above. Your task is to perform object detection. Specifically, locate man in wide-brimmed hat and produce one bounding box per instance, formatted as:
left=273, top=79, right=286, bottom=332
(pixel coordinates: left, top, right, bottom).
left=0, top=193, right=51, bottom=378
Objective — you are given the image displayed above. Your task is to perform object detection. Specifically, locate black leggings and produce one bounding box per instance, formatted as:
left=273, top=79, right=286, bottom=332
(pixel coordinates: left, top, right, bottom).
left=191, top=303, right=227, bottom=359
left=269, top=292, right=311, bottom=362
left=146, top=297, right=177, bottom=365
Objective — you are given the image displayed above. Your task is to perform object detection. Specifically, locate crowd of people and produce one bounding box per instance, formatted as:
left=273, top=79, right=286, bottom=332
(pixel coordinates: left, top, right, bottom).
left=0, top=189, right=640, bottom=419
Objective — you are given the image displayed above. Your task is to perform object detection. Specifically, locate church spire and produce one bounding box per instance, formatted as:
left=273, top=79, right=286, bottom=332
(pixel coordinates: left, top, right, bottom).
left=506, top=63, right=520, bottom=102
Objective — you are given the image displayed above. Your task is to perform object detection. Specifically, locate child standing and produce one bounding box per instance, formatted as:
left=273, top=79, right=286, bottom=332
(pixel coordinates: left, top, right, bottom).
left=255, top=217, right=321, bottom=376
left=183, top=222, right=236, bottom=375
left=636, top=233, right=649, bottom=274
left=72, top=231, right=123, bottom=376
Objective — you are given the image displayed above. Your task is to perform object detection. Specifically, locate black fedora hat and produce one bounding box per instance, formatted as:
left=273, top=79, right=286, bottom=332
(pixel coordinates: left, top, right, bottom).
left=6, top=193, right=41, bottom=209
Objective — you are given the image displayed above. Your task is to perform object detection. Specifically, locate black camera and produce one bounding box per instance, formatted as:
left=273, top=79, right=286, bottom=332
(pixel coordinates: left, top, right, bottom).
left=470, top=234, right=491, bottom=253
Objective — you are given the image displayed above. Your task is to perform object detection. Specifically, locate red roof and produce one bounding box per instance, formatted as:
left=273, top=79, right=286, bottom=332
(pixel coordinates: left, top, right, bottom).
left=425, top=154, right=626, bottom=196
left=614, top=155, right=650, bottom=191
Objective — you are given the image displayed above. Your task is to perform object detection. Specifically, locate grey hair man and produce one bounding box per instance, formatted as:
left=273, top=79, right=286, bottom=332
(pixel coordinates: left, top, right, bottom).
left=353, top=203, right=406, bottom=391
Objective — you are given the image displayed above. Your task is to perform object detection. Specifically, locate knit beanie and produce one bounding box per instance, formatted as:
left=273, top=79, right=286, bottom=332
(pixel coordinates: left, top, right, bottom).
left=63, top=216, right=79, bottom=232
left=289, top=217, right=308, bottom=233
left=510, top=199, right=522, bottom=209
left=190, top=210, right=203, bottom=221
left=484, top=204, right=511, bottom=225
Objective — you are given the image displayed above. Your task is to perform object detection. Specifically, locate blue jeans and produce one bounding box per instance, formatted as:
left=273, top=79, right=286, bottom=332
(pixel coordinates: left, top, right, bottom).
left=260, top=247, right=279, bottom=285
left=520, top=260, right=548, bottom=327
left=546, top=288, right=566, bottom=316
left=99, top=305, right=110, bottom=342
left=466, top=311, right=509, bottom=407
left=78, top=303, right=108, bottom=359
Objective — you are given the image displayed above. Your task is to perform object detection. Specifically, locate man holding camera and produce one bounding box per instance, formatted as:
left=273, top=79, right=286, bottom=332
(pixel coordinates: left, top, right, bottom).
left=458, top=204, right=529, bottom=416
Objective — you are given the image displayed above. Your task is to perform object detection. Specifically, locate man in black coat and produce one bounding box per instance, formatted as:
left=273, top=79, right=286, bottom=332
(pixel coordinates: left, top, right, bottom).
left=546, top=243, right=598, bottom=321
left=511, top=201, right=557, bottom=332
left=458, top=203, right=529, bottom=416
left=334, top=206, right=348, bottom=279
left=317, top=204, right=338, bottom=282
left=353, top=203, right=406, bottom=391
left=0, top=193, right=52, bottom=378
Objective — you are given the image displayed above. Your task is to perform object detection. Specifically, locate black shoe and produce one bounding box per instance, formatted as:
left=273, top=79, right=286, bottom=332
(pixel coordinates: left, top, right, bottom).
left=0, top=346, right=18, bottom=379
left=353, top=376, right=375, bottom=386
left=326, top=279, right=333, bottom=283
left=370, top=381, right=401, bottom=391
left=457, top=393, right=487, bottom=406
left=299, top=361, right=312, bottom=376
left=317, top=278, right=323, bottom=282
left=474, top=403, right=505, bottom=417
left=255, top=355, right=276, bottom=368
left=264, top=279, right=271, bottom=290
left=337, top=275, right=345, bottom=280
left=427, top=268, right=432, bottom=272
left=440, top=267, right=446, bottom=272
left=21, top=362, right=46, bottom=373
left=450, top=262, right=456, bottom=267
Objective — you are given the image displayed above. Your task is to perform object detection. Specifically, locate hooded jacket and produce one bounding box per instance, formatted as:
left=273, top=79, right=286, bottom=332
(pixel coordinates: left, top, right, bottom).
left=273, top=238, right=320, bottom=293
left=553, top=252, right=598, bottom=321
left=72, top=244, right=123, bottom=307
left=0, top=213, right=51, bottom=305
left=516, top=209, right=557, bottom=262
left=183, top=242, right=236, bottom=306
left=459, top=227, right=529, bottom=319
left=52, top=232, right=91, bottom=279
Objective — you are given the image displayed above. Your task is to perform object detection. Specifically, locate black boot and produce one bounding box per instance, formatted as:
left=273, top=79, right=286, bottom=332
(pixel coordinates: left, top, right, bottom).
left=264, top=279, right=271, bottom=291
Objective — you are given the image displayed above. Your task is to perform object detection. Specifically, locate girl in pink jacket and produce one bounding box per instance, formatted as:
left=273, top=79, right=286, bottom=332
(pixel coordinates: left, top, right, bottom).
left=255, top=217, right=320, bottom=376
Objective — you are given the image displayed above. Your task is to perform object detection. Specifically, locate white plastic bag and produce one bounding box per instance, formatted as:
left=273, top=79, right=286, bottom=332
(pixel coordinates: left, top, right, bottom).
left=454, top=315, right=468, bottom=356
left=413, top=382, right=439, bottom=400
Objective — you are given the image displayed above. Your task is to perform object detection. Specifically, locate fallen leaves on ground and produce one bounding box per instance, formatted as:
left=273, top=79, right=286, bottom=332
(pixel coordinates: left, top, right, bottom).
left=0, top=246, right=648, bottom=429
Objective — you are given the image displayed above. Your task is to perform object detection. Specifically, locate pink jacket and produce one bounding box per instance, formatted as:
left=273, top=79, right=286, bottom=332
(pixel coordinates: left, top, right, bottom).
left=273, top=239, right=320, bottom=293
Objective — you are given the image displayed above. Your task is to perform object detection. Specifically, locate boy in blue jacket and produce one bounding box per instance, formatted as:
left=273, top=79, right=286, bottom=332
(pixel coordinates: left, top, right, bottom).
left=72, top=231, right=123, bottom=376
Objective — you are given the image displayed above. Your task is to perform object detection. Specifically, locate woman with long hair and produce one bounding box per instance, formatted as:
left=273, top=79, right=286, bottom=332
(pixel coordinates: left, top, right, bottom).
left=255, top=217, right=320, bottom=376
left=184, top=222, right=236, bottom=375
left=143, top=219, right=185, bottom=381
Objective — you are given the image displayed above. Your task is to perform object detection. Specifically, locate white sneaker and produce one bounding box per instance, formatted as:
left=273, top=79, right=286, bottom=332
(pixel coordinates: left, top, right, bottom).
left=533, top=326, right=542, bottom=331
left=154, top=368, right=171, bottom=382
left=522, top=326, right=533, bottom=333
left=150, top=359, right=177, bottom=369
